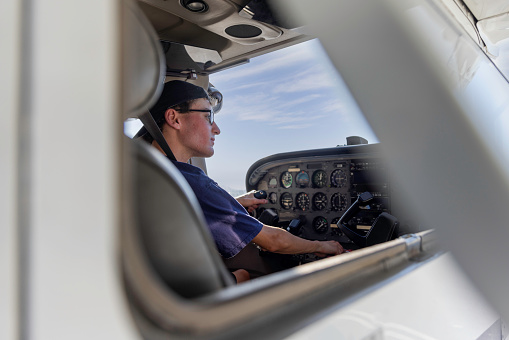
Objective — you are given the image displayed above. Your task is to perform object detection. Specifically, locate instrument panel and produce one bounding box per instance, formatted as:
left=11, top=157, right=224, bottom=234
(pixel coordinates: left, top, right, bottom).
left=245, top=144, right=399, bottom=251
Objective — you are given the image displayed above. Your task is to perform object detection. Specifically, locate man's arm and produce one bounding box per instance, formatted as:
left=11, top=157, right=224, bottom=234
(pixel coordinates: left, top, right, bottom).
left=252, top=225, right=344, bottom=256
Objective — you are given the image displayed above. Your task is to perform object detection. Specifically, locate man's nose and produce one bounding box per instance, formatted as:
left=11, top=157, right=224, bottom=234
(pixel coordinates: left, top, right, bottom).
left=212, top=121, right=220, bottom=135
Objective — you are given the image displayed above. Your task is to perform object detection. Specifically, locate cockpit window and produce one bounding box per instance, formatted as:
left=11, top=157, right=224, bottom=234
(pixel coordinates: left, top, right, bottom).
left=207, top=39, right=378, bottom=193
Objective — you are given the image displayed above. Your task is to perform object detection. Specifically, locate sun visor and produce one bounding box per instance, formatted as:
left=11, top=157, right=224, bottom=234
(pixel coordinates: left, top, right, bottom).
left=477, top=13, right=509, bottom=47
left=462, top=0, right=509, bottom=20
left=477, top=12, right=509, bottom=78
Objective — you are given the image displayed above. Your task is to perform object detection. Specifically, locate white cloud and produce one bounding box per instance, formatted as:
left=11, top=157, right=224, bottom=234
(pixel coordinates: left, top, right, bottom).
left=321, top=99, right=346, bottom=113
left=276, top=94, right=324, bottom=108
left=278, top=123, right=315, bottom=130
left=212, top=40, right=323, bottom=83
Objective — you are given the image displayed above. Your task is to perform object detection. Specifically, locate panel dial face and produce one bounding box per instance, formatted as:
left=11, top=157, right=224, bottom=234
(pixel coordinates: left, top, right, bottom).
left=331, top=193, right=347, bottom=211
left=268, top=176, right=278, bottom=188
left=330, top=169, right=347, bottom=188
left=281, top=171, right=293, bottom=188
left=312, top=170, right=327, bottom=188
left=280, top=192, right=293, bottom=210
left=312, top=192, right=327, bottom=211
left=312, top=216, right=329, bottom=234
left=295, top=171, right=310, bottom=188
left=268, top=192, right=277, bottom=204
left=295, top=192, right=310, bottom=211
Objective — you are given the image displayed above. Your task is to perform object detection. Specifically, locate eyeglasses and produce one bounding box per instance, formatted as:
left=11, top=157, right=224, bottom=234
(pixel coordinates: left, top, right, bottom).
left=185, top=109, right=215, bottom=125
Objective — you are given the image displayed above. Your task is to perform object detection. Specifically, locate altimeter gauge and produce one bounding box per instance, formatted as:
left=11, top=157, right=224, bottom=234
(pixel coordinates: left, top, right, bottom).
left=312, top=170, right=327, bottom=188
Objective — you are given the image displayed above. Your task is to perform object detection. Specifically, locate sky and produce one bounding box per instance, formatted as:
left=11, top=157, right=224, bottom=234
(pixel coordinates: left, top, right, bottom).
left=206, top=39, right=377, bottom=194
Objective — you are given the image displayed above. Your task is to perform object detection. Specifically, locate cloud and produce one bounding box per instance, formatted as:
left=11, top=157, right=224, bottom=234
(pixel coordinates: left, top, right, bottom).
left=211, top=39, right=362, bottom=132
left=321, top=99, right=346, bottom=113
left=277, top=94, right=324, bottom=108
left=278, top=123, right=315, bottom=130
left=212, top=40, right=323, bottom=83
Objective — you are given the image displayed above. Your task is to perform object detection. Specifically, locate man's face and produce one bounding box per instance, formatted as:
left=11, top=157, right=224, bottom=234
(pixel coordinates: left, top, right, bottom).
left=179, top=97, right=221, bottom=158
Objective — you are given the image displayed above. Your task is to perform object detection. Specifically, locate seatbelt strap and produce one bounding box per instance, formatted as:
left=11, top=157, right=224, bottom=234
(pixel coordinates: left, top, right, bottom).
left=139, top=111, right=177, bottom=162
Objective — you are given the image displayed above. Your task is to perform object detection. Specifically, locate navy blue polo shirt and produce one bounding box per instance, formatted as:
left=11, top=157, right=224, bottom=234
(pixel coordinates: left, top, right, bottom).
left=172, top=161, right=263, bottom=259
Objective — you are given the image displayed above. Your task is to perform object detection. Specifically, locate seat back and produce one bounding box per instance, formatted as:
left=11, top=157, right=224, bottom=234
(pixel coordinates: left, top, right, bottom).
left=132, top=140, right=233, bottom=298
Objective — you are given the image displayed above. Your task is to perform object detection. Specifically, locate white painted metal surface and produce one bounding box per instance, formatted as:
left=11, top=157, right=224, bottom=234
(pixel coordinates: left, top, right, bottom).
left=0, top=0, right=22, bottom=339
left=285, top=254, right=499, bottom=340
left=0, top=0, right=139, bottom=339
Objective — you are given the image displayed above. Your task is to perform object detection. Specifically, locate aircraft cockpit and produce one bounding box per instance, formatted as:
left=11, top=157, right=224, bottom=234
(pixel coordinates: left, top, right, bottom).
left=5, top=0, right=508, bottom=339
left=117, top=0, right=509, bottom=337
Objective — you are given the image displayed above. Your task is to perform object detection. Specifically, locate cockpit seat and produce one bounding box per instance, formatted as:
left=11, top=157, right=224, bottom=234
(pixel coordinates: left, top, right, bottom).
left=131, top=139, right=234, bottom=298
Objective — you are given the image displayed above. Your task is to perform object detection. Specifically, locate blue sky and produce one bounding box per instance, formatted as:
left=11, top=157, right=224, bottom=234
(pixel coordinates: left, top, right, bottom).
left=207, top=39, right=377, bottom=193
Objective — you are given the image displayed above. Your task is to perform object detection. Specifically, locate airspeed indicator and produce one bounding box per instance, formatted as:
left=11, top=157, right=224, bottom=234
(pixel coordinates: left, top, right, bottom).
left=281, top=171, right=293, bottom=188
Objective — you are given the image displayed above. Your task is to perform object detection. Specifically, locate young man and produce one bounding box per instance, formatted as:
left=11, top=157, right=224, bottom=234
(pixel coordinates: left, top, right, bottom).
left=138, top=80, right=344, bottom=279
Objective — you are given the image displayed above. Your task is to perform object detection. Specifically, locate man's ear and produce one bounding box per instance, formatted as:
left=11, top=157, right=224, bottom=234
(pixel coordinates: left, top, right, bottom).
left=164, top=108, right=181, bottom=129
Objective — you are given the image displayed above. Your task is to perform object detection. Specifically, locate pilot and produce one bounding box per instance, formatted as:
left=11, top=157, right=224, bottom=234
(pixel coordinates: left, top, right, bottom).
left=136, top=80, right=344, bottom=280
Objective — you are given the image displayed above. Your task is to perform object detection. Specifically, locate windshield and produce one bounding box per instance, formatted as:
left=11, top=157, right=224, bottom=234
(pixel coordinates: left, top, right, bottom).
left=207, top=39, right=377, bottom=194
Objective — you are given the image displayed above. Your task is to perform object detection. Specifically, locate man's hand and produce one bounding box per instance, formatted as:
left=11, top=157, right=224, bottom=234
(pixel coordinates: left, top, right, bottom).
left=235, top=190, right=268, bottom=213
left=313, top=240, right=344, bottom=257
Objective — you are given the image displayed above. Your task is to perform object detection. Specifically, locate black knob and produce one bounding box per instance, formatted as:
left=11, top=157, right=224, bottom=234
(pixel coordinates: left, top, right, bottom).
left=254, top=190, right=267, bottom=199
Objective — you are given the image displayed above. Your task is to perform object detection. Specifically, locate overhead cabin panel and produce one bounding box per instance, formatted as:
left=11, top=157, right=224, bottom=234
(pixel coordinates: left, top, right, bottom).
left=138, top=0, right=310, bottom=73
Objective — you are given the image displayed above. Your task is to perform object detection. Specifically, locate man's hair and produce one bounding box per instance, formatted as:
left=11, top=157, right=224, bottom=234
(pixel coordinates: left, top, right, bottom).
left=141, top=98, right=207, bottom=143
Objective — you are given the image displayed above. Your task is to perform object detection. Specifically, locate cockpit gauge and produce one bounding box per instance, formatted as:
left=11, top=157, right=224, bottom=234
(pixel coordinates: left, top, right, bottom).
left=268, top=176, right=278, bottom=188
left=295, top=192, right=310, bottom=211
left=295, top=171, right=310, bottom=188
left=330, top=169, right=347, bottom=188
left=281, top=171, right=293, bottom=188
left=268, top=192, right=278, bottom=204
left=331, top=193, right=347, bottom=211
left=280, top=192, right=293, bottom=210
left=312, top=216, right=329, bottom=234
left=312, top=170, right=327, bottom=188
left=312, top=192, right=327, bottom=211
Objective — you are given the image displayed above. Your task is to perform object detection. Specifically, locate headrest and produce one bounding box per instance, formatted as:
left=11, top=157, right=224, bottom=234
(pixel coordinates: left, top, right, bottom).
left=122, top=0, right=165, bottom=119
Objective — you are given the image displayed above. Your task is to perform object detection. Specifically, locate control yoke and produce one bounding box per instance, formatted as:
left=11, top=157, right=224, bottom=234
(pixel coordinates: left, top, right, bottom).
left=338, top=192, right=399, bottom=248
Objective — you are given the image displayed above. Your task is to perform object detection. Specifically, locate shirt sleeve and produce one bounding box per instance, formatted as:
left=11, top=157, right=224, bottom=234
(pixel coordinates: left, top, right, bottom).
left=174, top=162, right=263, bottom=259
left=199, top=180, right=263, bottom=259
